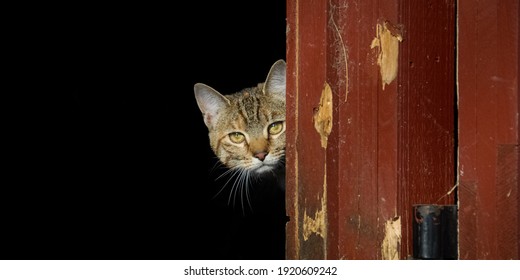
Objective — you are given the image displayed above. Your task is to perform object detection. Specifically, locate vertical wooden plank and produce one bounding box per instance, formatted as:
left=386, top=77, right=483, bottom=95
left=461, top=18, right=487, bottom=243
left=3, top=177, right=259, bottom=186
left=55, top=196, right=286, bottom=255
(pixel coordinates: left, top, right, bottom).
left=287, top=0, right=400, bottom=259
left=496, top=145, right=519, bottom=259
left=458, top=0, right=519, bottom=259
left=285, top=0, right=298, bottom=260
left=330, top=0, right=380, bottom=260
left=330, top=0, right=400, bottom=260
left=286, top=0, right=329, bottom=260
left=494, top=0, right=520, bottom=259
left=474, top=0, right=499, bottom=259
left=458, top=181, right=478, bottom=259
left=324, top=0, right=341, bottom=259
left=373, top=0, right=400, bottom=260
left=457, top=0, right=480, bottom=259
left=398, top=0, right=456, bottom=259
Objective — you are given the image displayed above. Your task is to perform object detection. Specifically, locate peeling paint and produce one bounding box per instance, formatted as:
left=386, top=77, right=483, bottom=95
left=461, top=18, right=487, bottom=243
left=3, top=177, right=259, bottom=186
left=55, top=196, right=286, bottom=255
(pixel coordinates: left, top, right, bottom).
left=302, top=161, right=328, bottom=247
left=313, top=82, right=333, bottom=149
left=381, top=216, right=401, bottom=260
left=371, top=21, right=403, bottom=90
left=303, top=190, right=327, bottom=242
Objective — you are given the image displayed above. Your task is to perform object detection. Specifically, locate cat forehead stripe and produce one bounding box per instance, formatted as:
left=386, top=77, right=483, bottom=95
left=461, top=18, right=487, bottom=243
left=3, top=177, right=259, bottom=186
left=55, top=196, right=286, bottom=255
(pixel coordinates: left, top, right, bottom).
left=238, top=92, right=260, bottom=123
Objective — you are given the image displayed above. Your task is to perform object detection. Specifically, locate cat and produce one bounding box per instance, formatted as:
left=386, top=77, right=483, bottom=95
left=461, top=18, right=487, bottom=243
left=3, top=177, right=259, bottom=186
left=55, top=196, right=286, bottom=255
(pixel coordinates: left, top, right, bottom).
left=193, top=59, right=287, bottom=259
left=194, top=59, right=286, bottom=206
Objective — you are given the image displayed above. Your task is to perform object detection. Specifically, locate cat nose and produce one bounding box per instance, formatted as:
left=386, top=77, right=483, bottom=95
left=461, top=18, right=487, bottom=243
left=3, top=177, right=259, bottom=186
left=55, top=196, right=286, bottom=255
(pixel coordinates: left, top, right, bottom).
left=254, top=152, right=268, bottom=161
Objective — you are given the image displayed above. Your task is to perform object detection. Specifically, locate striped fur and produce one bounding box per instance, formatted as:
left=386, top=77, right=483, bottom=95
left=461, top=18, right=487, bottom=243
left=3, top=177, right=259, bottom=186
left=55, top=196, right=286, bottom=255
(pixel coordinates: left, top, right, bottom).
left=194, top=60, right=286, bottom=196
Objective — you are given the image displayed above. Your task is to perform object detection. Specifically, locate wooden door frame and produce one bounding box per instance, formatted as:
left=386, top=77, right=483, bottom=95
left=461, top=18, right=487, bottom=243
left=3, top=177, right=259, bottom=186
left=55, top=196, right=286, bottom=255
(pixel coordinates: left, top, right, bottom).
left=458, top=0, right=519, bottom=259
left=286, top=0, right=519, bottom=259
left=286, top=0, right=402, bottom=260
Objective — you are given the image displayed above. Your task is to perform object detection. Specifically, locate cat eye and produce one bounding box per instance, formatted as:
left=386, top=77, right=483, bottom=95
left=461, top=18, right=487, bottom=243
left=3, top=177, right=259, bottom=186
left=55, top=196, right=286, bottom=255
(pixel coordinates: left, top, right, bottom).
left=228, top=132, right=246, bottom=144
left=268, top=121, right=284, bottom=135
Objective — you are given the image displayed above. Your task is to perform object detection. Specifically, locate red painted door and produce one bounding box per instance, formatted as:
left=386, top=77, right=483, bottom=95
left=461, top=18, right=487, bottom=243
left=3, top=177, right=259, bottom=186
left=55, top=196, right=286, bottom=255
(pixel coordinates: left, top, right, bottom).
left=286, top=0, right=519, bottom=259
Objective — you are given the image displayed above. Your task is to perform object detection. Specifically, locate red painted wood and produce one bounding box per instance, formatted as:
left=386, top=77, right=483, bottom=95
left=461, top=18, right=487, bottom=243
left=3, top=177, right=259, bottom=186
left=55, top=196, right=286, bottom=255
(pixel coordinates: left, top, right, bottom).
left=285, top=0, right=297, bottom=260
left=330, top=0, right=400, bottom=260
left=496, top=145, right=519, bottom=259
left=459, top=181, right=478, bottom=259
left=286, top=0, right=329, bottom=260
left=397, top=0, right=456, bottom=259
left=287, top=0, right=400, bottom=260
left=373, top=1, right=400, bottom=260
left=285, top=0, right=519, bottom=260
left=458, top=0, right=519, bottom=259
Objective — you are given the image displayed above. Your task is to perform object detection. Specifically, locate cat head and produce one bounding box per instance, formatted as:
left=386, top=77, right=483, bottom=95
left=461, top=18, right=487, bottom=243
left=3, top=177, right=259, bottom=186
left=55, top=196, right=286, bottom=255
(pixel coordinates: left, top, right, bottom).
left=194, top=59, right=286, bottom=175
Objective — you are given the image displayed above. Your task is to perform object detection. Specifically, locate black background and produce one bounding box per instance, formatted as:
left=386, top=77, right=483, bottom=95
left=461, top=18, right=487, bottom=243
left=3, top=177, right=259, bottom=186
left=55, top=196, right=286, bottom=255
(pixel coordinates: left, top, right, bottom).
left=5, top=1, right=286, bottom=260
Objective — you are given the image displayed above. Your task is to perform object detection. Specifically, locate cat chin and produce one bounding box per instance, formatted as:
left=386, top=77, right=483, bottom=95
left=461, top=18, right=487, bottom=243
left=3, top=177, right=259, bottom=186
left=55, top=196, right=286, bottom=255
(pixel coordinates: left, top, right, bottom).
left=251, top=164, right=276, bottom=174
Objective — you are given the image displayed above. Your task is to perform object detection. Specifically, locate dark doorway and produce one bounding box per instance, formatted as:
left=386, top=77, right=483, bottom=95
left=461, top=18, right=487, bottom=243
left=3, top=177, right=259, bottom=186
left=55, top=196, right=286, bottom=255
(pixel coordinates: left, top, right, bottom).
left=3, top=1, right=286, bottom=260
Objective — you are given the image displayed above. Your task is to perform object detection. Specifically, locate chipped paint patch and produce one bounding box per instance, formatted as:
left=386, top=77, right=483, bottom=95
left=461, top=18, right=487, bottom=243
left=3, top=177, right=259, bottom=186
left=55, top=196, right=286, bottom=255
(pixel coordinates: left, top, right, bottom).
left=381, top=216, right=401, bottom=260
left=303, top=163, right=328, bottom=244
left=313, top=82, right=333, bottom=149
left=303, top=193, right=327, bottom=241
left=371, top=21, right=403, bottom=90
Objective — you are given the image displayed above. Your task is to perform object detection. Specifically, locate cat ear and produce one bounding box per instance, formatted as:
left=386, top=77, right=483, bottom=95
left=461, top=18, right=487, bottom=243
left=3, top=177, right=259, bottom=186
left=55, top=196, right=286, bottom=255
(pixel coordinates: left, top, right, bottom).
left=194, top=83, right=231, bottom=129
left=263, top=59, right=286, bottom=98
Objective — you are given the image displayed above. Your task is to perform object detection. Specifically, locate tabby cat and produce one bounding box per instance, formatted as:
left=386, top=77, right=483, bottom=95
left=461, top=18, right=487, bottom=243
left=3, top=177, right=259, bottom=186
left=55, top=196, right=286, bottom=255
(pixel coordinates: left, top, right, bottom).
left=194, top=60, right=286, bottom=206
left=193, top=60, right=286, bottom=259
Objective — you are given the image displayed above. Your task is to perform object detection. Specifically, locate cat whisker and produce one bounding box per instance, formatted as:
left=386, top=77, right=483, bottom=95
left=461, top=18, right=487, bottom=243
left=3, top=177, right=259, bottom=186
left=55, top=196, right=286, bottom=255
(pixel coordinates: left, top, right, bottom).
left=215, top=166, right=236, bottom=182
left=233, top=180, right=247, bottom=206
left=240, top=169, right=253, bottom=213
left=245, top=170, right=253, bottom=212
left=209, top=157, right=226, bottom=176
left=243, top=169, right=255, bottom=214
left=229, top=169, right=244, bottom=208
left=246, top=177, right=254, bottom=212
left=234, top=170, right=242, bottom=209
left=212, top=167, right=241, bottom=200
left=224, top=167, right=254, bottom=214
